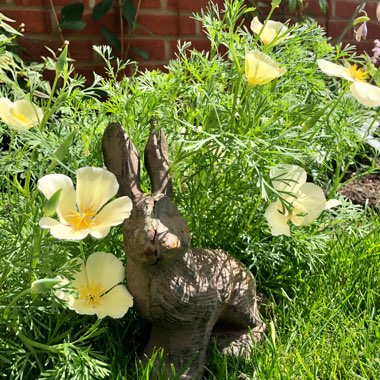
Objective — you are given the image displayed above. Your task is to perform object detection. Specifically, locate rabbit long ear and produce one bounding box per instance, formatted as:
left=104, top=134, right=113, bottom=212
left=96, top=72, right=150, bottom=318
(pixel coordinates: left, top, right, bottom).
left=102, top=122, right=143, bottom=199
left=144, top=118, right=173, bottom=198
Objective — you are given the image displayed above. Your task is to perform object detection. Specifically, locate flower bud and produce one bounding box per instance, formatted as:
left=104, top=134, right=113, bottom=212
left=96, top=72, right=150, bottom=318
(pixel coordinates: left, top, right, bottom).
left=55, top=45, right=68, bottom=74
left=354, top=22, right=367, bottom=42
left=31, top=278, right=62, bottom=293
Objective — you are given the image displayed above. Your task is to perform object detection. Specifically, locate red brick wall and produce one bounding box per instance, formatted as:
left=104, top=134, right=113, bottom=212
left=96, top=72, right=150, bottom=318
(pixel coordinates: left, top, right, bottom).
left=0, top=0, right=224, bottom=77
left=269, top=0, right=379, bottom=56
left=0, top=0, right=379, bottom=78
left=326, top=0, right=379, bottom=55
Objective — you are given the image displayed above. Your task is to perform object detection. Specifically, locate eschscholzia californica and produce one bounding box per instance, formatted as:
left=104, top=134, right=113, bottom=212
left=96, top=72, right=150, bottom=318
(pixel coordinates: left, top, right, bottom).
left=0, top=98, right=43, bottom=131
left=55, top=252, right=133, bottom=319
left=245, top=50, right=286, bottom=86
left=264, top=164, right=340, bottom=236
left=317, top=59, right=380, bottom=107
left=250, top=17, right=288, bottom=46
left=38, top=167, right=132, bottom=240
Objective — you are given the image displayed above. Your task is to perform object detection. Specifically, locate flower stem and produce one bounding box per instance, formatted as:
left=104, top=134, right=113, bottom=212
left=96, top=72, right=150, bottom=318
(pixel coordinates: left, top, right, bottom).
left=16, top=331, right=44, bottom=372
left=309, top=86, right=349, bottom=141
left=38, top=71, right=60, bottom=131
left=3, top=288, right=31, bottom=320
left=253, top=4, right=277, bottom=47
left=30, top=227, right=43, bottom=284
left=17, top=330, right=61, bottom=354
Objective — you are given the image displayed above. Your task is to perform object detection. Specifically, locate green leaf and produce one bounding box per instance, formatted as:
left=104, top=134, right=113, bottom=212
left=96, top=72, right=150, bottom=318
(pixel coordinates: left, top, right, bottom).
left=60, top=20, right=86, bottom=31
left=49, top=131, right=76, bottom=170
left=60, top=2, right=84, bottom=22
left=43, top=189, right=62, bottom=216
left=373, top=68, right=380, bottom=87
left=92, top=0, right=114, bottom=21
left=130, top=47, right=149, bottom=60
left=318, top=0, right=328, bottom=13
left=122, top=0, right=136, bottom=28
left=0, top=18, right=23, bottom=36
left=301, top=107, right=327, bottom=132
left=100, top=25, right=121, bottom=51
left=288, top=0, right=296, bottom=13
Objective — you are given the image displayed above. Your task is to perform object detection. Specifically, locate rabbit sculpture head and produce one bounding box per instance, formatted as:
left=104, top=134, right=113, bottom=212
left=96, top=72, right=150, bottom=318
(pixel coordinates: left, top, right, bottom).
left=102, top=120, right=190, bottom=265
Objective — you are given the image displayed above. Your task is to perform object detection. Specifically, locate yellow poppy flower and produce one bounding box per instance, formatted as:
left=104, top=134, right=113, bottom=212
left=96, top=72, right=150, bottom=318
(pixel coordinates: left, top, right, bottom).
left=264, top=164, right=340, bottom=236
left=245, top=50, right=286, bottom=86
left=0, top=98, right=43, bottom=131
left=38, top=167, right=132, bottom=240
left=317, top=59, right=380, bottom=107
left=56, top=252, right=133, bottom=319
left=250, top=17, right=288, bottom=46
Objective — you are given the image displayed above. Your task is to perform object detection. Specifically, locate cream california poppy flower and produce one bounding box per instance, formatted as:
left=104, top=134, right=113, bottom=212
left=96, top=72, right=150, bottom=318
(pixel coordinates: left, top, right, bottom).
left=56, top=252, right=133, bottom=319
left=0, top=98, right=43, bottom=131
left=317, top=59, right=380, bottom=107
left=250, top=17, right=288, bottom=46
left=38, top=167, right=132, bottom=240
left=264, top=164, right=340, bottom=236
left=245, top=50, right=287, bottom=86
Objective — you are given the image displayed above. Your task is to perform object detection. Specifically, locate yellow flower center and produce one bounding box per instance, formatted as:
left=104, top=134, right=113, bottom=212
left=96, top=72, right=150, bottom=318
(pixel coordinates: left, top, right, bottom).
left=13, top=112, right=30, bottom=124
left=78, top=281, right=104, bottom=307
left=348, top=64, right=368, bottom=82
left=289, top=202, right=307, bottom=226
left=277, top=199, right=307, bottom=226
left=67, top=207, right=96, bottom=231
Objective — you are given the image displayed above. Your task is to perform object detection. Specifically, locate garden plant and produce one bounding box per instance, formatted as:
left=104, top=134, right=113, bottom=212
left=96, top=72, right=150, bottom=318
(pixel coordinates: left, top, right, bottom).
left=0, top=0, right=379, bottom=378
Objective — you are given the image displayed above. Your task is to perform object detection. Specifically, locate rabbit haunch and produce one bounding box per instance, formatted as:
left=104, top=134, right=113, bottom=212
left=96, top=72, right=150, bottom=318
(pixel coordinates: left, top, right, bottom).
left=102, top=121, right=265, bottom=380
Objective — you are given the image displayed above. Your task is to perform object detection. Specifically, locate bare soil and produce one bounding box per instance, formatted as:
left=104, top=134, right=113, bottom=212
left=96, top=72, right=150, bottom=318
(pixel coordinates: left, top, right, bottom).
left=339, top=173, right=380, bottom=208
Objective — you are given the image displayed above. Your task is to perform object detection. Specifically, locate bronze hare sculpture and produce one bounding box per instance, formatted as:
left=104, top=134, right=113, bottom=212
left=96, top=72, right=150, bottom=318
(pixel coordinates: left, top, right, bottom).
left=102, top=121, right=266, bottom=379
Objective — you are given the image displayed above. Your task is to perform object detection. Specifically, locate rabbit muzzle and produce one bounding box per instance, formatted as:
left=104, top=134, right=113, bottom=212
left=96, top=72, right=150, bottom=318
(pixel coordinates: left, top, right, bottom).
left=143, top=222, right=182, bottom=264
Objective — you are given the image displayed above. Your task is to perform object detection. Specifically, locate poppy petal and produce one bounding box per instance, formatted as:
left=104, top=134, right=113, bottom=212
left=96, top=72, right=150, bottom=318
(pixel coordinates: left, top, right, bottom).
left=96, top=285, right=133, bottom=319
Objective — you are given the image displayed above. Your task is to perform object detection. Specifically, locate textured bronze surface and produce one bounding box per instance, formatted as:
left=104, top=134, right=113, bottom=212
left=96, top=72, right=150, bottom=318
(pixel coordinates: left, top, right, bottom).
left=102, top=121, right=266, bottom=379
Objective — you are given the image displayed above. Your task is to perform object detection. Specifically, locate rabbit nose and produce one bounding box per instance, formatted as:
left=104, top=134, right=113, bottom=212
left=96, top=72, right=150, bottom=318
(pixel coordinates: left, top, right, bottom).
left=160, top=233, right=180, bottom=250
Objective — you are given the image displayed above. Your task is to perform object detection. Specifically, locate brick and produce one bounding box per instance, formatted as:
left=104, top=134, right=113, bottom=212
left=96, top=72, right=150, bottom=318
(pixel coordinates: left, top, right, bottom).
left=50, top=0, right=78, bottom=5
left=139, top=0, right=161, bottom=9
left=2, top=10, right=51, bottom=34
left=328, top=18, right=380, bottom=42
left=179, top=15, right=197, bottom=35
left=177, top=0, right=224, bottom=12
left=356, top=39, right=377, bottom=53
left=128, top=38, right=165, bottom=60
left=17, top=38, right=62, bottom=61
left=67, top=39, right=95, bottom=61
left=135, top=14, right=179, bottom=35
left=13, top=0, right=45, bottom=6
left=165, top=0, right=178, bottom=11
left=305, top=0, right=326, bottom=17
left=335, top=1, right=378, bottom=19
left=186, top=38, right=211, bottom=52
left=326, top=20, right=347, bottom=39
